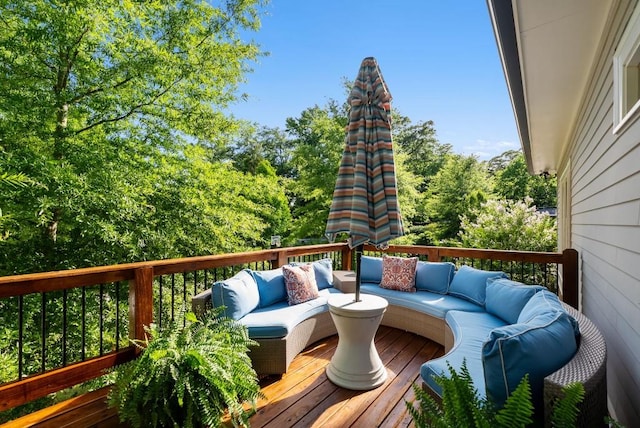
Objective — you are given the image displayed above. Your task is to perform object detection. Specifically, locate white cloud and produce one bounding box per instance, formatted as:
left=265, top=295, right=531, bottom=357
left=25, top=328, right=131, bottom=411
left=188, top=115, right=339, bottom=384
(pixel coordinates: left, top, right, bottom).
left=456, top=139, right=520, bottom=160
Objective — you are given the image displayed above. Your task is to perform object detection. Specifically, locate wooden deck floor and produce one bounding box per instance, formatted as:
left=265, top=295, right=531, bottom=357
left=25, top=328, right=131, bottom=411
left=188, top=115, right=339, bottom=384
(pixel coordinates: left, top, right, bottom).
left=3, top=326, right=443, bottom=428
left=247, top=326, right=443, bottom=428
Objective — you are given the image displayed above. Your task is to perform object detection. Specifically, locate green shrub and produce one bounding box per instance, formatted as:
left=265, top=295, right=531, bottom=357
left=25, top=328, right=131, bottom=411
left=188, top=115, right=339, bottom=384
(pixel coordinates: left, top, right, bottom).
left=109, top=310, right=262, bottom=428
left=407, top=360, right=584, bottom=428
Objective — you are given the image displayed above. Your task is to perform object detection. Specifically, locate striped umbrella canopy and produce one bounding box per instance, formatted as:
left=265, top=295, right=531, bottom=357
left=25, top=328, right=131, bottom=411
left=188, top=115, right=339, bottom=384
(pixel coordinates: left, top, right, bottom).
left=326, top=57, right=404, bottom=299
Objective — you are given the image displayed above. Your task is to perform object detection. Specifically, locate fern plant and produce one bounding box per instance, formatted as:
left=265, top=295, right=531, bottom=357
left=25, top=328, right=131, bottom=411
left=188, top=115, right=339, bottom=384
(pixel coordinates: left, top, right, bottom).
left=109, top=310, right=263, bottom=428
left=407, top=360, right=584, bottom=428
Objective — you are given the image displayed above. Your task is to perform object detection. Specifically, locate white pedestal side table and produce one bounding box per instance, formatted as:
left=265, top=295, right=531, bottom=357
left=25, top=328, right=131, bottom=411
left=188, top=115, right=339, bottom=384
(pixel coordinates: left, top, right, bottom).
left=326, top=293, right=388, bottom=390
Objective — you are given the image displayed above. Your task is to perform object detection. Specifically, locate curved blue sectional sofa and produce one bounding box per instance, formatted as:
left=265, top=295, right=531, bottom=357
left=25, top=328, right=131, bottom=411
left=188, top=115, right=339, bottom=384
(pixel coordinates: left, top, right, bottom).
left=192, top=255, right=607, bottom=425
left=356, top=256, right=580, bottom=411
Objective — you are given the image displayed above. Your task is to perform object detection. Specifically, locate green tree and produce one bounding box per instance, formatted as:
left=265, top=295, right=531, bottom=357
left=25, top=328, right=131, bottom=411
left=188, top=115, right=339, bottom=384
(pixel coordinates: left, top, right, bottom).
left=486, top=149, right=521, bottom=173
left=0, top=0, right=269, bottom=273
left=231, top=124, right=293, bottom=177
left=0, top=169, right=32, bottom=241
left=283, top=101, right=424, bottom=245
left=423, top=155, right=493, bottom=244
left=394, top=120, right=452, bottom=191
left=492, top=152, right=557, bottom=208
left=285, top=104, right=347, bottom=242
left=459, top=198, right=557, bottom=252
left=390, top=149, right=424, bottom=245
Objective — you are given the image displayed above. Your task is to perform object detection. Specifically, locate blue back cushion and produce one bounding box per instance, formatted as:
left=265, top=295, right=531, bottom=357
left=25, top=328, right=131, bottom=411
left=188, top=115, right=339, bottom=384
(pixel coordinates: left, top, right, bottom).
left=251, top=268, right=287, bottom=307
left=360, top=256, right=383, bottom=283
left=518, top=290, right=581, bottom=337
left=482, top=304, right=578, bottom=410
left=448, top=265, right=507, bottom=306
left=485, top=278, right=544, bottom=324
left=415, top=261, right=455, bottom=294
left=290, top=258, right=333, bottom=290
left=211, top=269, right=259, bottom=320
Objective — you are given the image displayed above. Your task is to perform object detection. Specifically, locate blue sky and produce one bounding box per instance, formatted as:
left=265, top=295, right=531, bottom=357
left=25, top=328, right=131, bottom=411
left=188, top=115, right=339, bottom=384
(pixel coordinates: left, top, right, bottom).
left=228, top=1, right=520, bottom=160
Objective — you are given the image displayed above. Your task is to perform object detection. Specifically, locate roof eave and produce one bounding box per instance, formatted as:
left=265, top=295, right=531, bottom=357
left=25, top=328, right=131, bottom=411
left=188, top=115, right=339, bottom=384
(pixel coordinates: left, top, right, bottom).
left=486, top=0, right=535, bottom=174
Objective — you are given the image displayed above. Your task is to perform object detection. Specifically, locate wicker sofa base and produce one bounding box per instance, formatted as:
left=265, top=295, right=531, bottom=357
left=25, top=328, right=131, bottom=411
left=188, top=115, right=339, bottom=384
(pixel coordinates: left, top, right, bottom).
left=389, top=301, right=607, bottom=428
left=248, top=311, right=337, bottom=375
left=543, top=304, right=607, bottom=428
left=379, top=304, right=446, bottom=345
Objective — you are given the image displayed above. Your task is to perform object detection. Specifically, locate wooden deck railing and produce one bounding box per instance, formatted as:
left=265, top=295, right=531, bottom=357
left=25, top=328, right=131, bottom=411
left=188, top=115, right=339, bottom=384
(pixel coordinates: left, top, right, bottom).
left=0, top=243, right=578, bottom=414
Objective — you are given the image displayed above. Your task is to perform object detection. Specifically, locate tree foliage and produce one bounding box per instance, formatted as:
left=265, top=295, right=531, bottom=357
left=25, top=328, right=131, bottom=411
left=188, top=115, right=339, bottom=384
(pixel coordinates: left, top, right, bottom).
left=492, top=152, right=556, bottom=208
left=394, top=120, right=452, bottom=191
left=285, top=104, right=348, bottom=242
left=459, top=198, right=557, bottom=252
left=423, top=155, right=493, bottom=244
left=0, top=0, right=289, bottom=274
left=230, top=124, right=294, bottom=177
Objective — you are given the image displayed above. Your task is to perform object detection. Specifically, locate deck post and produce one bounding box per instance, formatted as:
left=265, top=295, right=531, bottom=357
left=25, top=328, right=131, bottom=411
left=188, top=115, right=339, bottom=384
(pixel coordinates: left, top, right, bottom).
left=129, top=265, right=154, bottom=346
left=561, top=248, right=579, bottom=309
left=271, top=249, right=288, bottom=268
left=341, top=246, right=353, bottom=271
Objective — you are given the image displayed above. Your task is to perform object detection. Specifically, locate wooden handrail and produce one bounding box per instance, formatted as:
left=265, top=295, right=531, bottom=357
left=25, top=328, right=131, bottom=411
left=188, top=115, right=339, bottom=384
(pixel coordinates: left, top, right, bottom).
left=0, top=243, right=349, bottom=297
left=0, top=242, right=579, bottom=413
left=0, top=348, right=136, bottom=412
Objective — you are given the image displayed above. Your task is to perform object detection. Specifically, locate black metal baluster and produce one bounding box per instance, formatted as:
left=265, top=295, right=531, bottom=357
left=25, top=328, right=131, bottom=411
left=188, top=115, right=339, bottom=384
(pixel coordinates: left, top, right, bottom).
left=531, top=263, right=535, bottom=285
left=183, top=272, right=187, bottom=326
left=81, top=286, right=86, bottom=361
left=115, top=282, right=120, bottom=351
left=171, top=274, right=176, bottom=322
left=99, top=284, right=104, bottom=355
left=18, top=296, right=23, bottom=379
left=62, top=289, right=67, bottom=366
left=194, top=270, right=198, bottom=297
left=41, top=292, right=46, bottom=372
left=158, top=276, right=163, bottom=329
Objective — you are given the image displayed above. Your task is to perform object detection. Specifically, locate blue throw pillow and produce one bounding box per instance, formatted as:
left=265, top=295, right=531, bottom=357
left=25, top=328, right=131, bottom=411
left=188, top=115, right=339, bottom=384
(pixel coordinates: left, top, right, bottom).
left=518, top=290, right=580, bottom=337
left=485, top=278, right=545, bottom=324
left=211, top=269, right=259, bottom=320
left=290, top=258, right=333, bottom=289
left=415, top=261, right=455, bottom=294
left=251, top=268, right=287, bottom=307
left=448, top=265, right=507, bottom=306
left=360, top=256, right=383, bottom=283
left=482, top=309, right=578, bottom=410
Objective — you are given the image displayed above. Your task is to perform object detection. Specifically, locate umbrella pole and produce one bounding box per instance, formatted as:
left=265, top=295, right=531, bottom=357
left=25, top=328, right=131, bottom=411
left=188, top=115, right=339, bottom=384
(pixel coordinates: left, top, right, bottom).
left=355, top=244, right=363, bottom=302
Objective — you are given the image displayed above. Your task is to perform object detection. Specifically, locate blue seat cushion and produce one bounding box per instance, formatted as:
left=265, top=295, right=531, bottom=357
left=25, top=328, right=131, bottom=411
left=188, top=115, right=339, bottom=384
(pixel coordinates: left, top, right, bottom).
left=360, top=256, right=382, bottom=283
left=360, top=283, right=484, bottom=319
left=211, top=269, right=259, bottom=320
left=291, top=258, right=333, bottom=290
left=239, top=288, right=341, bottom=338
left=415, top=261, right=455, bottom=294
left=448, top=265, right=507, bottom=306
left=421, top=310, right=507, bottom=399
left=251, top=268, right=287, bottom=307
left=482, top=303, right=579, bottom=410
left=485, top=278, right=545, bottom=324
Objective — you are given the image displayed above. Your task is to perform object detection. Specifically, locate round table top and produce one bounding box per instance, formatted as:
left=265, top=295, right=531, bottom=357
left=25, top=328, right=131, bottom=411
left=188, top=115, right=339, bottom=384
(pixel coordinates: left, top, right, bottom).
left=327, top=293, right=388, bottom=317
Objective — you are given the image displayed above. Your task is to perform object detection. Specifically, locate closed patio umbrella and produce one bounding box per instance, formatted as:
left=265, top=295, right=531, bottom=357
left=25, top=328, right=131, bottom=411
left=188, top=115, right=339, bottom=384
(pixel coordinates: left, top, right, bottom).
left=325, top=57, right=404, bottom=302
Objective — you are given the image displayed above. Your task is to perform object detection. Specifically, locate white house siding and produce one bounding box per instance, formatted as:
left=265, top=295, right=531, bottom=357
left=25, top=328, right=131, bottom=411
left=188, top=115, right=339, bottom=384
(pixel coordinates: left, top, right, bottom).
left=562, top=0, right=640, bottom=423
